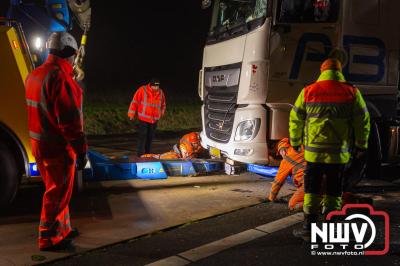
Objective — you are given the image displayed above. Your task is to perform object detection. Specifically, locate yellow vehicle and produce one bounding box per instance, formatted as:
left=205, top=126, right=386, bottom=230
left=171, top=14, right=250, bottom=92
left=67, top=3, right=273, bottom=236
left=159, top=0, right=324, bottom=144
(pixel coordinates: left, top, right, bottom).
left=0, top=1, right=90, bottom=207
left=0, top=20, right=36, bottom=207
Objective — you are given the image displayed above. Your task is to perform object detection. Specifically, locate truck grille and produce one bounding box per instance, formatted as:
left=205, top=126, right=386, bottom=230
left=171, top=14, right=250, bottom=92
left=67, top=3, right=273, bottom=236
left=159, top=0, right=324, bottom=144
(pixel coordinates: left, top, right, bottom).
left=204, top=90, right=237, bottom=143
left=203, top=63, right=241, bottom=144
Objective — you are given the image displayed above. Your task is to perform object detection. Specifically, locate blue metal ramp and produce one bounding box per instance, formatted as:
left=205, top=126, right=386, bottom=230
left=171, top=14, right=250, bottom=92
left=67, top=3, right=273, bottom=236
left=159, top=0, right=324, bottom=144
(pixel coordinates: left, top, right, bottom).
left=247, top=164, right=294, bottom=184
left=84, top=150, right=224, bottom=181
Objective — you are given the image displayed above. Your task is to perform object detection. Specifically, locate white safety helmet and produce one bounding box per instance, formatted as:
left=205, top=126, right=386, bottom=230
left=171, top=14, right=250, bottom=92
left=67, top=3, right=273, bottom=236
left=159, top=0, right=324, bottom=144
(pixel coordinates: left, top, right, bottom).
left=46, top=32, right=78, bottom=52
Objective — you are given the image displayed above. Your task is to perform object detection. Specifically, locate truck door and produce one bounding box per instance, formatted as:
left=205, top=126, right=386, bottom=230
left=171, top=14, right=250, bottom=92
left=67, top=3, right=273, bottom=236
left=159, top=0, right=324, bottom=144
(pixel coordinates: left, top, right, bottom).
left=268, top=0, right=341, bottom=103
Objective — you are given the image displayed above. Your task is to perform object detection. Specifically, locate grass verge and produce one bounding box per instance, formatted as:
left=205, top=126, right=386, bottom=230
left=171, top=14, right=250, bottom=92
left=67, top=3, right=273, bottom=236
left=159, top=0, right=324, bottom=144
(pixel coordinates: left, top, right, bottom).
left=84, top=100, right=202, bottom=135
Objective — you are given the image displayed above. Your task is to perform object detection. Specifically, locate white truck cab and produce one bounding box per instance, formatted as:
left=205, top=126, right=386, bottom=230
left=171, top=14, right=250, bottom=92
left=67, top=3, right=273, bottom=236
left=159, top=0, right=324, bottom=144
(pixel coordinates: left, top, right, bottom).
left=199, top=0, right=400, bottom=172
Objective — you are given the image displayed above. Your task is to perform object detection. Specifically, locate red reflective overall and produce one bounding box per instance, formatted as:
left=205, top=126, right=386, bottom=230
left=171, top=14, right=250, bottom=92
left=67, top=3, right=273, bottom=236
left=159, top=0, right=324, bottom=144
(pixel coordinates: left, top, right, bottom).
left=25, top=55, right=87, bottom=249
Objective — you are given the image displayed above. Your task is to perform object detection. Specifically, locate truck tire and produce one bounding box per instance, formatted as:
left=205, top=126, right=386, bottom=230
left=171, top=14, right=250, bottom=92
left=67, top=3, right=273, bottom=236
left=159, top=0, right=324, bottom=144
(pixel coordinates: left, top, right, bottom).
left=74, top=170, right=85, bottom=194
left=0, top=143, right=19, bottom=208
left=365, top=121, right=381, bottom=179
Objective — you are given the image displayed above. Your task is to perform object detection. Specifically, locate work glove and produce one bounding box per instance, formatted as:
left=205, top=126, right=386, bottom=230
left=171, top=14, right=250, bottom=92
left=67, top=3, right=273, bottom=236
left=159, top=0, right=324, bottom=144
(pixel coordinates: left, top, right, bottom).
left=76, top=153, right=88, bottom=171
left=134, top=121, right=140, bottom=130
left=267, top=193, right=276, bottom=202
left=279, top=147, right=288, bottom=157
left=352, top=147, right=367, bottom=159
left=292, top=146, right=301, bottom=153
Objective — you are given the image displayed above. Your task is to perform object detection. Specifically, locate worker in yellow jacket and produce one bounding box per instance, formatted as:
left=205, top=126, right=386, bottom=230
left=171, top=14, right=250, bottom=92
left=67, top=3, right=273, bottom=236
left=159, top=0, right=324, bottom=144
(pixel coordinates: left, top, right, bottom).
left=289, top=58, right=370, bottom=240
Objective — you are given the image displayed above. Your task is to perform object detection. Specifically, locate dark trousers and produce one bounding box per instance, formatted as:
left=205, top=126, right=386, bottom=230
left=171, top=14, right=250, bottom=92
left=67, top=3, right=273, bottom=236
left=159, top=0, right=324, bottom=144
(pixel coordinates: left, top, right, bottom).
left=137, top=120, right=157, bottom=156
left=304, top=162, right=345, bottom=197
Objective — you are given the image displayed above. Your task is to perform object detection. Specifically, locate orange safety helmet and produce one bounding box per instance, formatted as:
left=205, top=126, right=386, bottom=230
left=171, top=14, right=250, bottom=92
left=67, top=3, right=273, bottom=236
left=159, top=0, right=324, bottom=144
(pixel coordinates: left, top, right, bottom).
left=180, top=132, right=202, bottom=152
left=179, top=132, right=203, bottom=159
left=320, top=58, right=342, bottom=72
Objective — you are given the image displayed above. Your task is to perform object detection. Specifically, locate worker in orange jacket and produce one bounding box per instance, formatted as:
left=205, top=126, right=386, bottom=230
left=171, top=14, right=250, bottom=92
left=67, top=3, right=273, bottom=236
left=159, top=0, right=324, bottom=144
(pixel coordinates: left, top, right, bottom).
left=268, top=138, right=305, bottom=210
left=25, top=32, right=88, bottom=251
left=128, top=78, right=166, bottom=156
left=268, top=139, right=370, bottom=212
left=141, top=132, right=204, bottom=160
left=178, top=132, right=203, bottom=159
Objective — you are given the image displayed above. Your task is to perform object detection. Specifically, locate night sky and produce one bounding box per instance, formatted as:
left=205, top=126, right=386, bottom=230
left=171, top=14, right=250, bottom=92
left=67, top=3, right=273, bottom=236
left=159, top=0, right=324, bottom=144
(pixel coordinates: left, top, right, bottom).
left=1, top=1, right=212, bottom=100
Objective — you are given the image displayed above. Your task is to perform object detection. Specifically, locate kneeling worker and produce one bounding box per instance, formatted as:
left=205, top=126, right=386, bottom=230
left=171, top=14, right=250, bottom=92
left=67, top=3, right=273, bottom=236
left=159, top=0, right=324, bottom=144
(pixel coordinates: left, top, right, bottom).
left=268, top=138, right=305, bottom=210
left=141, top=132, right=204, bottom=160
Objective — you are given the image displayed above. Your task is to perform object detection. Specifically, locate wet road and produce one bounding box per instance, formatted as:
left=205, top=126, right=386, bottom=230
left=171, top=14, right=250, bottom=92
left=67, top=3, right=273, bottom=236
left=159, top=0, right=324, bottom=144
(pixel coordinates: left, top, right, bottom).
left=0, top=133, right=296, bottom=265
left=1, top=133, right=400, bottom=265
left=50, top=181, right=400, bottom=266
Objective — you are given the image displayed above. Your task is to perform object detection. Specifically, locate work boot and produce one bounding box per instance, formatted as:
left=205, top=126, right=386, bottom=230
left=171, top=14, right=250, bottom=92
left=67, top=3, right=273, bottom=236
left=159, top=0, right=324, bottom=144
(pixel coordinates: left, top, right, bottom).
left=355, top=196, right=373, bottom=206
left=293, top=214, right=318, bottom=242
left=40, top=238, right=74, bottom=252
left=66, top=227, right=79, bottom=239
left=342, top=192, right=373, bottom=206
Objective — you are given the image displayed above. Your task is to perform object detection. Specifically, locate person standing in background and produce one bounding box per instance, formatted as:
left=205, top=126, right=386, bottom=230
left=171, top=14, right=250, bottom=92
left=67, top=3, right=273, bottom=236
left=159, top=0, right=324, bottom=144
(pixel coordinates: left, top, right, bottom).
left=128, top=78, right=166, bottom=156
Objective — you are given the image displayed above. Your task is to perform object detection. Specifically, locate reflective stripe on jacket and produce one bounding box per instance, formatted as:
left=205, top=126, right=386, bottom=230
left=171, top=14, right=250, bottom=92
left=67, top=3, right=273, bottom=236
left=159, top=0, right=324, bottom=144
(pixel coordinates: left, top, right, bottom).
left=289, top=70, right=370, bottom=164
left=128, top=84, right=166, bottom=124
left=25, top=55, right=87, bottom=158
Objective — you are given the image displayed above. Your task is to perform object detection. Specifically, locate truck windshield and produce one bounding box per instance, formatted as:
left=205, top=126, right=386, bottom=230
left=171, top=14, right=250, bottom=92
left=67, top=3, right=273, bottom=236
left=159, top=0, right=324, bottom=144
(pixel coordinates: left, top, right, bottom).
left=277, top=0, right=339, bottom=23
left=208, top=0, right=268, bottom=42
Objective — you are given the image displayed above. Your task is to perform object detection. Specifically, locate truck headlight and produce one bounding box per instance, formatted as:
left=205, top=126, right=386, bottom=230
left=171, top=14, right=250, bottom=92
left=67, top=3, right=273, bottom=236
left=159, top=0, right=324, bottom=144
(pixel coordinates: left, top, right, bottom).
left=234, top=119, right=261, bottom=141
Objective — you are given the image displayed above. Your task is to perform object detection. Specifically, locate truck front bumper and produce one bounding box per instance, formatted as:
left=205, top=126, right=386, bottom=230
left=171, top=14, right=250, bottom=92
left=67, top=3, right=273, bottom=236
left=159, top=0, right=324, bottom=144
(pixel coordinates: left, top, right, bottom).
left=200, top=131, right=268, bottom=164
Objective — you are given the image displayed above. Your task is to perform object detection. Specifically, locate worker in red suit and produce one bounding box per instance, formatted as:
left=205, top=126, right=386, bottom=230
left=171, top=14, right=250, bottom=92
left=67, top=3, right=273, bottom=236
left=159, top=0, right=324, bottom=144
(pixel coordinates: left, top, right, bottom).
left=268, top=138, right=305, bottom=210
left=25, top=32, right=88, bottom=251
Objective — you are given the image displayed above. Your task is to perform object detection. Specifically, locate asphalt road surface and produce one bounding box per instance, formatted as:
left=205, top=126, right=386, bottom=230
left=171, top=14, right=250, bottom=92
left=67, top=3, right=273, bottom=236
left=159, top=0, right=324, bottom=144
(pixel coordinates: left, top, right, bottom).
left=48, top=185, right=400, bottom=266
left=2, top=133, right=400, bottom=266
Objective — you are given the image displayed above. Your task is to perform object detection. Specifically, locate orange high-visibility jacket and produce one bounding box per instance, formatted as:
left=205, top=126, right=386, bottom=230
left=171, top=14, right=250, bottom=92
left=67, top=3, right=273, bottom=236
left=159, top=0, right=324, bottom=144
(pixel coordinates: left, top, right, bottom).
left=128, top=84, right=166, bottom=124
left=269, top=138, right=306, bottom=206
left=25, top=54, right=88, bottom=158
left=141, top=151, right=180, bottom=160
left=179, top=132, right=203, bottom=159
left=141, top=132, right=203, bottom=159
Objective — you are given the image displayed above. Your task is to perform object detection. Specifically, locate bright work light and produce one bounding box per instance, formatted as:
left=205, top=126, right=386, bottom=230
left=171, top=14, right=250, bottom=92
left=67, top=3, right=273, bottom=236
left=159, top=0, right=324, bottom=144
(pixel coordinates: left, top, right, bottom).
left=33, top=36, right=43, bottom=50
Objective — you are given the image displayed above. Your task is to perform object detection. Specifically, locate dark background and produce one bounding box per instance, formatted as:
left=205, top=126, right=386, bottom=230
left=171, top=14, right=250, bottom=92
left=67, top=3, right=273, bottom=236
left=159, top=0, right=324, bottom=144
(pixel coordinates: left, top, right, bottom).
left=1, top=1, right=212, bottom=101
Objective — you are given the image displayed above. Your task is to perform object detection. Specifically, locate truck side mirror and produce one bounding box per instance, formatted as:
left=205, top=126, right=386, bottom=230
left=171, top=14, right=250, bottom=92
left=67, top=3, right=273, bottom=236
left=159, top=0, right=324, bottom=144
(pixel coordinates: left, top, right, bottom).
left=202, top=0, right=212, bottom=9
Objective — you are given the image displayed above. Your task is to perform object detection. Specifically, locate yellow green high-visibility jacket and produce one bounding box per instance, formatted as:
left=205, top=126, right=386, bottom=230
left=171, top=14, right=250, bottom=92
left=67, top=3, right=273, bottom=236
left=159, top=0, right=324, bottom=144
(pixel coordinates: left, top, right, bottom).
left=289, top=70, right=370, bottom=164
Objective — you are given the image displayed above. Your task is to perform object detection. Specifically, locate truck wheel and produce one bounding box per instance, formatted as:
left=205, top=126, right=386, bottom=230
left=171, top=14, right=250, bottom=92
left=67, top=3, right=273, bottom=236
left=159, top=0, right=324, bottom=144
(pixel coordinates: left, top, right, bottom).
left=365, top=121, right=381, bottom=179
left=74, top=170, right=85, bottom=194
left=0, top=143, right=19, bottom=208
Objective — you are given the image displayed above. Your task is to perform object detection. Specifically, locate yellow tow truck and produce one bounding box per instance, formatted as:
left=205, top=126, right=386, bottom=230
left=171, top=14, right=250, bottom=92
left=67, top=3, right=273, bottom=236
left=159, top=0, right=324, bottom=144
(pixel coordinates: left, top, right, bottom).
left=0, top=20, right=35, bottom=207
